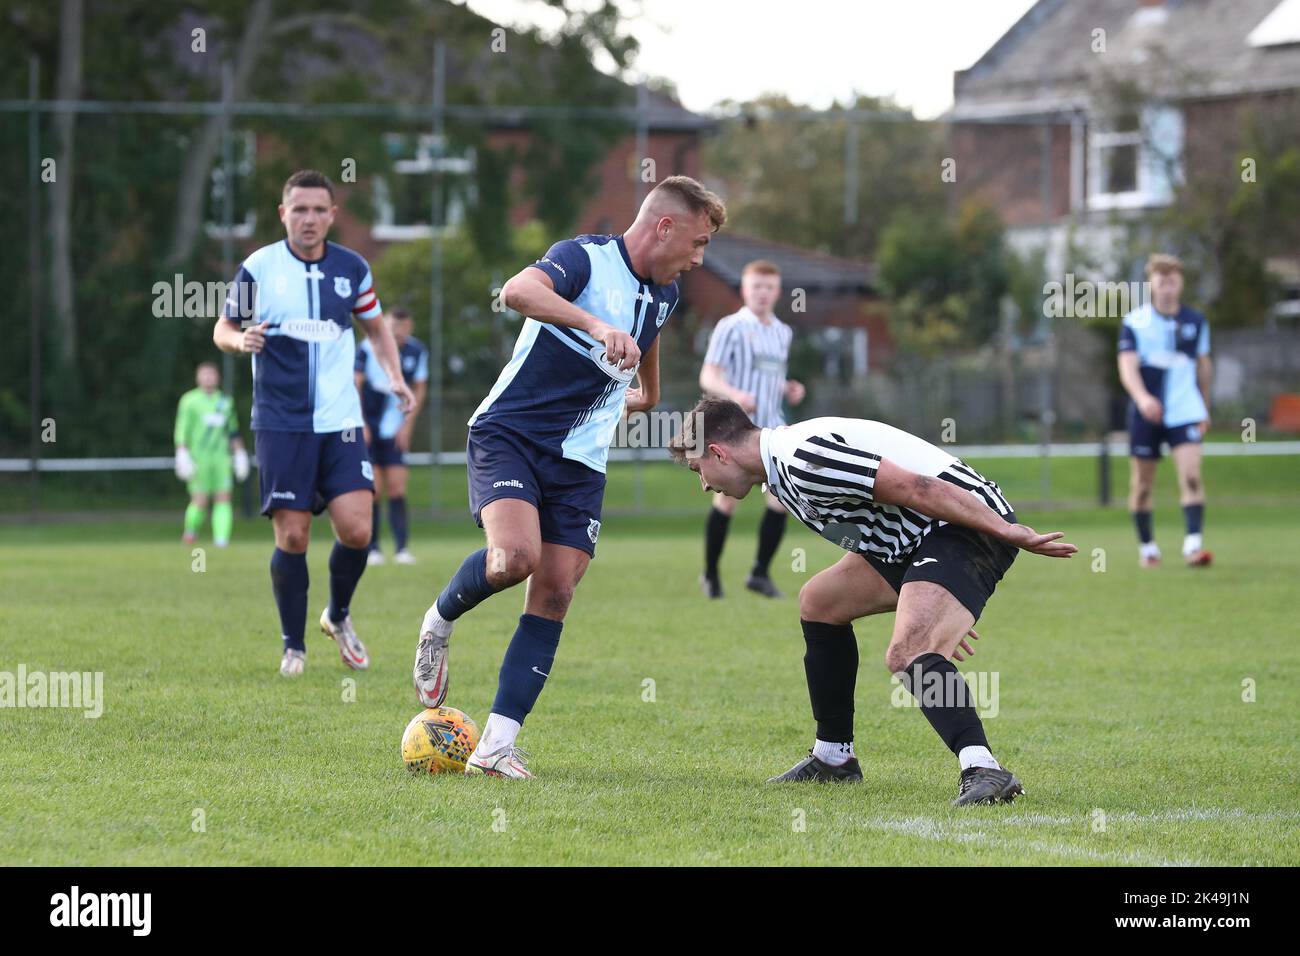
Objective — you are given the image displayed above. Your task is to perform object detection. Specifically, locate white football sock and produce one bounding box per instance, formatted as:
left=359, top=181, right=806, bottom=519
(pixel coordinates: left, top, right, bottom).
left=1183, top=533, right=1203, bottom=556
left=420, top=602, right=453, bottom=639
left=1139, top=541, right=1161, bottom=560
left=479, top=713, right=521, bottom=753
left=958, top=745, right=999, bottom=771
left=812, top=739, right=855, bottom=766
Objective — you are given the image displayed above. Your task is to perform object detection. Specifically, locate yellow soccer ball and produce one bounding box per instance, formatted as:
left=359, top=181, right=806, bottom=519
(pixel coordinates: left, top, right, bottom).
left=401, top=707, right=480, bottom=775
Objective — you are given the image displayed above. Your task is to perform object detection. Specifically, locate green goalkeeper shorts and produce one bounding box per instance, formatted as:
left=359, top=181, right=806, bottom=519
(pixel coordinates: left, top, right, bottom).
left=188, top=456, right=233, bottom=495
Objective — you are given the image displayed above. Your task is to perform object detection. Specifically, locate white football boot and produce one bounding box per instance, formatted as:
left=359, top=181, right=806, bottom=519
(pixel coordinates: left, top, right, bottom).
left=394, top=549, right=417, bottom=565
left=464, top=744, right=532, bottom=779
left=413, top=603, right=453, bottom=707
left=319, top=609, right=370, bottom=670
left=279, top=648, right=306, bottom=677
left=366, top=549, right=385, bottom=567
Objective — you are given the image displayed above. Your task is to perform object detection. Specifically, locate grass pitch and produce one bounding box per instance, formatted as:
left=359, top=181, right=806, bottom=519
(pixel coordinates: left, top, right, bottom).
left=3, top=457, right=1298, bottom=866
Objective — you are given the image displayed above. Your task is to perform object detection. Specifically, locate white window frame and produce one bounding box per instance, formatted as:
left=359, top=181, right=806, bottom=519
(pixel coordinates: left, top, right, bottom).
left=204, top=130, right=257, bottom=240
left=1087, top=105, right=1183, bottom=211
left=372, top=133, right=473, bottom=241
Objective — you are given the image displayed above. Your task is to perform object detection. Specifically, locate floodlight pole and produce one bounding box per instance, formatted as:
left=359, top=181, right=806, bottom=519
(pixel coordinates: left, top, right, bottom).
left=28, top=56, right=42, bottom=517
left=429, top=40, right=446, bottom=515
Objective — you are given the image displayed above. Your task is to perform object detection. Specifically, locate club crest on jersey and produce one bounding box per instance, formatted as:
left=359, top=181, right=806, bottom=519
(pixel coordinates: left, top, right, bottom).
left=334, top=276, right=352, bottom=298
left=1181, top=322, right=1198, bottom=340
left=587, top=518, right=601, bottom=544
left=656, top=301, right=669, bottom=327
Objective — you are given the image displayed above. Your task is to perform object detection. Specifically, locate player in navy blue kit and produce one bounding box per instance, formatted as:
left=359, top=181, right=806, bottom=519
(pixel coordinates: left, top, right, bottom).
left=412, top=176, right=727, bottom=778
left=214, top=170, right=414, bottom=677
left=356, top=307, right=429, bottom=566
left=1118, top=254, right=1214, bottom=568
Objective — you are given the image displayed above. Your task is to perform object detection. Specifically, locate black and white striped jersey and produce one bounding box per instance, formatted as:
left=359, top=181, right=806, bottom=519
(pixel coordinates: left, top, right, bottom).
left=760, top=417, right=1015, bottom=564
left=703, top=307, right=794, bottom=428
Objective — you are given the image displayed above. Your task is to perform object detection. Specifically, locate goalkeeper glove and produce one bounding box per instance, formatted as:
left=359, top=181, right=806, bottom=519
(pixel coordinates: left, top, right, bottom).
left=233, top=448, right=250, bottom=482
left=175, top=447, right=196, bottom=481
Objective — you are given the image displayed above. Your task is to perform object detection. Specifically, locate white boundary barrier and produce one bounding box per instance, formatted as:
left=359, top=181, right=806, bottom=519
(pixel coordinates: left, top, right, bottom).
left=3, top=441, right=1299, bottom=473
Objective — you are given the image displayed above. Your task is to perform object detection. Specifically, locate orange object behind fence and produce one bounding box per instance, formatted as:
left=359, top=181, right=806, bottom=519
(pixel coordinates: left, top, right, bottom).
left=1270, top=394, right=1300, bottom=433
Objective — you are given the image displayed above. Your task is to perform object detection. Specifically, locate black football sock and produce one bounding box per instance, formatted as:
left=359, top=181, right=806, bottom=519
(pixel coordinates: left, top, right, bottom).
left=751, top=508, right=788, bottom=578
left=1183, top=502, right=1204, bottom=536
left=1132, top=510, right=1154, bottom=544
left=270, top=548, right=309, bottom=652
left=704, top=507, right=731, bottom=581
left=899, top=652, right=989, bottom=755
left=491, top=614, right=563, bottom=724
left=369, top=500, right=381, bottom=551
left=801, top=620, right=858, bottom=744
left=389, top=496, right=409, bottom=551
left=327, top=541, right=369, bottom=623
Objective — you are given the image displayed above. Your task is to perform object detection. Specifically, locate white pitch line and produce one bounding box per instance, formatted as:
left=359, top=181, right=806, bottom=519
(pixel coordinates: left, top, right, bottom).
left=865, top=816, right=1203, bottom=866
left=950, top=807, right=1300, bottom=828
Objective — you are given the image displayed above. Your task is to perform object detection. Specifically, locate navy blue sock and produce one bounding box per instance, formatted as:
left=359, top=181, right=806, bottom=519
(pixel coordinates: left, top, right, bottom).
left=1183, top=503, right=1204, bottom=535
left=389, top=496, right=409, bottom=551
left=328, top=541, right=369, bottom=622
left=491, top=614, right=563, bottom=724
left=1132, top=510, right=1154, bottom=544
left=369, top=500, right=381, bottom=551
left=435, top=548, right=499, bottom=621
left=270, top=548, right=309, bottom=652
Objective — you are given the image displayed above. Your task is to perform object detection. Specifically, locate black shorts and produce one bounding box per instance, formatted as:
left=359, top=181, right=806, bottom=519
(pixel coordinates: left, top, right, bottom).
left=862, top=512, right=1019, bottom=621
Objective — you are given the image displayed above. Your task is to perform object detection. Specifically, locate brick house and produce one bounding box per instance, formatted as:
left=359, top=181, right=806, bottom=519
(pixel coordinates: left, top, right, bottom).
left=679, top=232, right=885, bottom=371
left=948, top=0, right=1300, bottom=288
left=325, top=88, right=714, bottom=261
left=947, top=0, right=1300, bottom=429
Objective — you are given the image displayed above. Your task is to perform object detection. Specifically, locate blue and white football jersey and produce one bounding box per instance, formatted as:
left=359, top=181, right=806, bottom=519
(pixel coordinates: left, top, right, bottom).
left=222, top=239, right=383, bottom=433
left=356, top=336, right=428, bottom=439
left=1118, top=304, right=1210, bottom=426
left=469, top=235, right=680, bottom=473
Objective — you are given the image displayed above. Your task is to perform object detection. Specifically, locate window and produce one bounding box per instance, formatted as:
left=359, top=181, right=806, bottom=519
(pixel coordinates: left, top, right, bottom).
left=372, top=133, right=474, bottom=241
left=204, top=130, right=257, bottom=239
left=1087, top=106, right=1183, bottom=211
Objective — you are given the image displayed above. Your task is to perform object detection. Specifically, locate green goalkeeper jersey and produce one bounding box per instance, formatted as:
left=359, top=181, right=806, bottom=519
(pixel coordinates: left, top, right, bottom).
left=175, top=388, right=239, bottom=463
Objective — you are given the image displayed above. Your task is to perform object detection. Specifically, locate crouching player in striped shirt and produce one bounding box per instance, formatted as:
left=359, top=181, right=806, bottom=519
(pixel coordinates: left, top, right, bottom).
left=669, top=397, right=1077, bottom=805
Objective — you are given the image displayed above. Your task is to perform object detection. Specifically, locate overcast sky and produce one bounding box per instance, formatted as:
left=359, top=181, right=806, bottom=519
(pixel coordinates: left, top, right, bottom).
left=461, top=0, right=1038, bottom=118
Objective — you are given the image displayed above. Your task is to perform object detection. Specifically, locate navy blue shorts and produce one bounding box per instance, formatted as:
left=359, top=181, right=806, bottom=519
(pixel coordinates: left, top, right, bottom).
left=466, top=426, right=606, bottom=557
left=1128, top=407, right=1203, bottom=460
left=368, top=434, right=405, bottom=468
left=255, top=429, right=374, bottom=516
